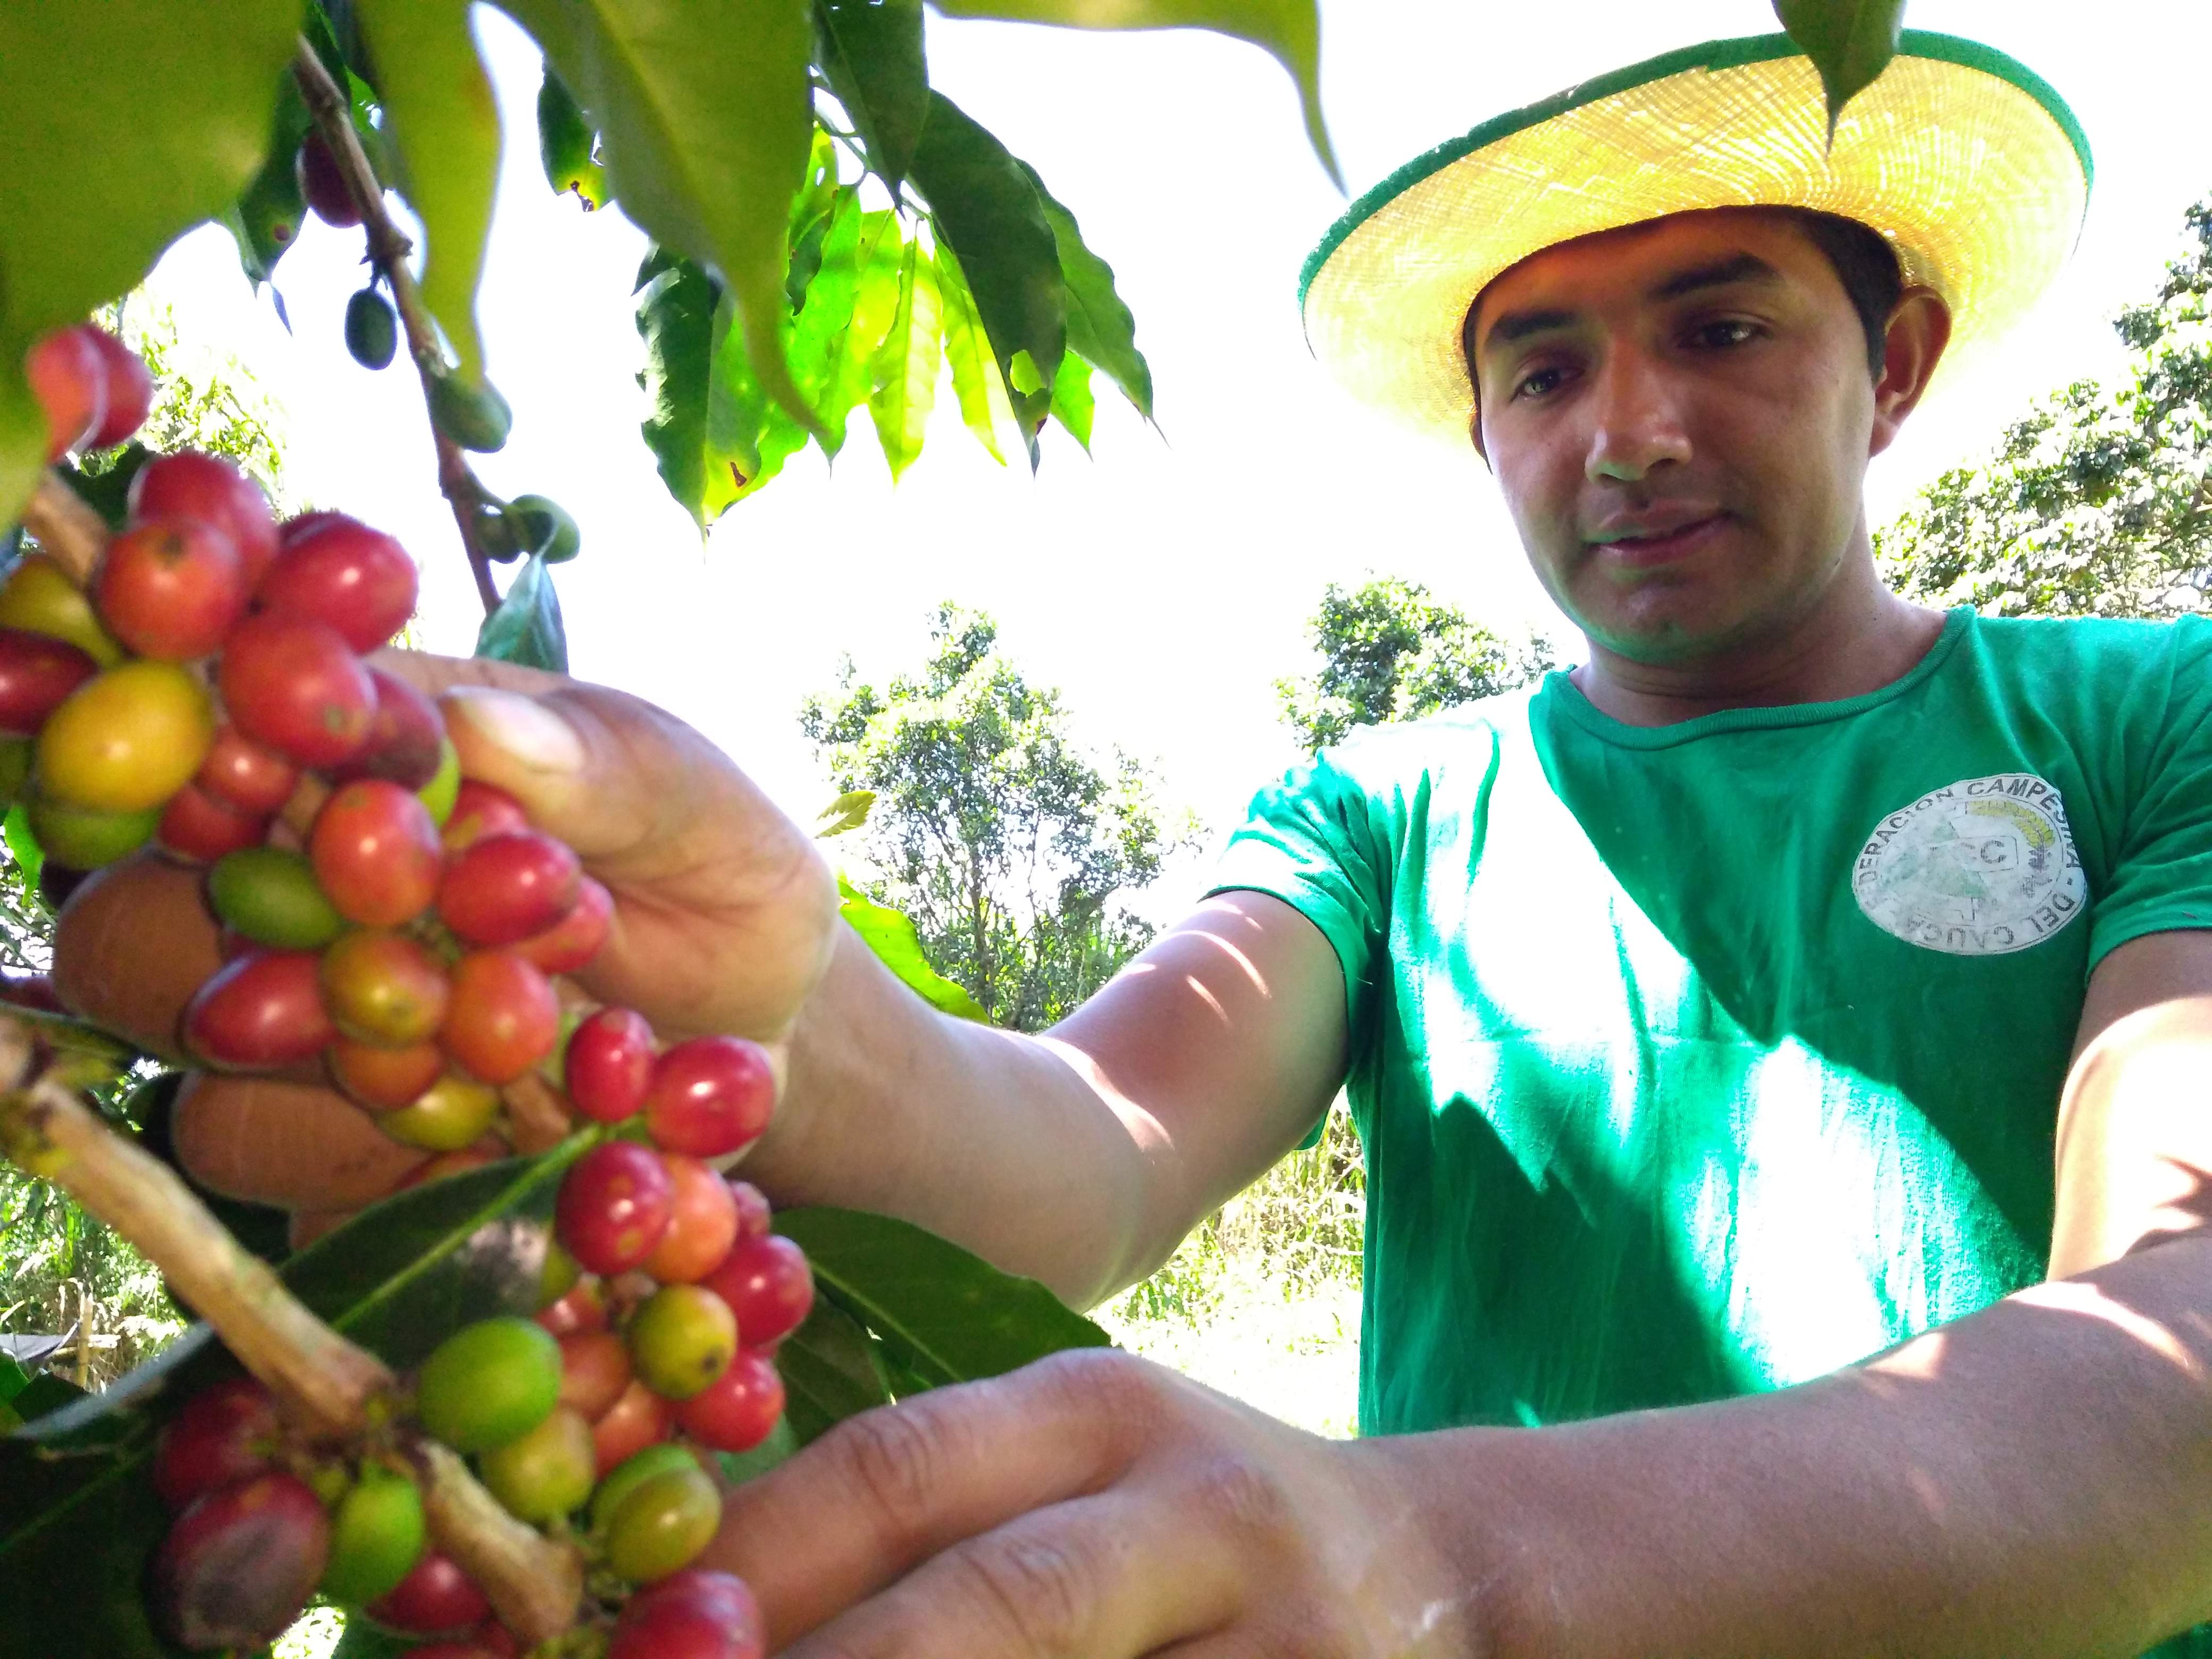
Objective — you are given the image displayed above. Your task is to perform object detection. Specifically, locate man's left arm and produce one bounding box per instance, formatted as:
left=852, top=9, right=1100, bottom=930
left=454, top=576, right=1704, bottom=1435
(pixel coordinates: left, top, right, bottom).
left=706, top=931, right=2212, bottom=1658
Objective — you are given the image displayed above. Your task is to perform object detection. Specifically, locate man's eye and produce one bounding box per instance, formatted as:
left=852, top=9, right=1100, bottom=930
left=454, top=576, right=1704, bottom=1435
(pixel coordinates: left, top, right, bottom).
left=1513, top=366, right=1564, bottom=400
left=1689, top=319, right=1761, bottom=349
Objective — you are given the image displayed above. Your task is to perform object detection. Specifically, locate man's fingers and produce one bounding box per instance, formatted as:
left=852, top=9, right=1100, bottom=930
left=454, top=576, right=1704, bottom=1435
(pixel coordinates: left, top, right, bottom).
left=171, top=1074, right=425, bottom=1210
left=709, top=1350, right=1163, bottom=1647
left=774, top=1489, right=1243, bottom=1659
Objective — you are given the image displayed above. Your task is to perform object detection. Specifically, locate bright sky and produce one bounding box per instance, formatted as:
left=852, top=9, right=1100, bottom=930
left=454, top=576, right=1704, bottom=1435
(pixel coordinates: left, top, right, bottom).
left=140, top=0, right=2212, bottom=916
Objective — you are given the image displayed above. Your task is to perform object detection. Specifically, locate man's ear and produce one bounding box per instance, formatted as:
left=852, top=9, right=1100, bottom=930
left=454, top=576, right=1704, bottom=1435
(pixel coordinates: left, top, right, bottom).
left=1470, top=402, right=1490, bottom=468
left=1869, top=287, right=1953, bottom=458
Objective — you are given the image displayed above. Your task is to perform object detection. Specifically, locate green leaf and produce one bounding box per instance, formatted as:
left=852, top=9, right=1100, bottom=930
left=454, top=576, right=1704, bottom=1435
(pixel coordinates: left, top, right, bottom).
left=1773, top=0, right=1908, bottom=139
left=4, top=803, right=44, bottom=895
left=928, top=0, right=1337, bottom=186
left=837, top=872, right=990, bottom=1021
left=500, top=0, right=822, bottom=435
left=790, top=202, right=906, bottom=459
left=935, top=241, right=1019, bottom=467
left=707, top=283, right=813, bottom=510
left=55, top=446, right=155, bottom=531
left=815, top=789, right=877, bottom=837
left=333, top=1618, right=414, bottom=1658
left=1018, top=161, right=1153, bottom=420
left=224, top=76, right=316, bottom=289
left=910, top=94, right=1066, bottom=462
left=777, top=1208, right=1111, bottom=1391
left=777, top=1296, right=894, bottom=1444
left=475, top=552, right=568, bottom=672
left=0, top=0, right=299, bottom=524
left=537, top=64, right=609, bottom=210
left=815, top=0, right=929, bottom=198
left=868, top=239, right=944, bottom=481
left=0, top=1144, right=590, bottom=1658
left=356, top=0, right=502, bottom=381
left=635, top=249, right=722, bottom=526
left=0, top=1354, right=29, bottom=1406
left=1050, top=349, right=1095, bottom=451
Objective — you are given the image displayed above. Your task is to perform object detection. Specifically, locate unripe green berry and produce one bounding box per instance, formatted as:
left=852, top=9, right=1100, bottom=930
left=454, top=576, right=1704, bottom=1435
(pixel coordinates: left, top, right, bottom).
left=479, top=1405, right=596, bottom=1523
left=429, top=372, right=513, bottom=454
left=320, top=1465, right=425, bottom=1607
left=590, top=1443, right=698, bottom=1534
left=627, top=1285, right=735, bottom=1402
left=415, top=1317, right=561, bottom=1453
left=344, top=288, right=399, bottom=371
left=603, top=1464, right=722, bottom=1584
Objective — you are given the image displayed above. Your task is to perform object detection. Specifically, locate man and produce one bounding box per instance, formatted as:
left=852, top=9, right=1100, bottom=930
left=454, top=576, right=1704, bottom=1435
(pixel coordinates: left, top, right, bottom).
left=62, top=28, right=2212, bottom=1656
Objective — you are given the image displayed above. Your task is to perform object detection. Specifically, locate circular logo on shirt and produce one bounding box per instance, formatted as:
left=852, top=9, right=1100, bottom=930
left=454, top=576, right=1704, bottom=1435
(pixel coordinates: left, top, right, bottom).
left=1852, top=773, right=2087, bottom=956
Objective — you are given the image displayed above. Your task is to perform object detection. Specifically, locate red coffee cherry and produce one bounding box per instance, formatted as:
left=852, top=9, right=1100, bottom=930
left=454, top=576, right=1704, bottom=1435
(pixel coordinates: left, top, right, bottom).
left=701, top=1233, right=815, bottom=1351
left=24, top=326, right=105, bottom=459
left=149, top=1471, right=329, bottom=1649
left=644, top=1036, right=776, bottom=1159
left=219, top=612, right=376, bottom=767
left=129, top=451, right=280, bottom=585
left=310, top=779, right=443, bottom=927
left=440, top=780, right=532, bottom=854
left=557, top=1328, right=633, bottom=1423
left=534, top=1277, right=608, bottom=1340
left=611, top=1569, right=765, bottom=1659
left=512, top=874, right=611, bottom=974
left=96, top=516, right=248, bottom=659
left=332, top=667, right=446, bottom=790
left=671, top=1348, right=784, bottom=1454
left=590, top=1378, right=675, bottom=1477
left=727, top=1179, right=773, bottom=1242
left=296, top=131, right=363, bottom=227
left=157, top=782, right=268, bottom=864
left=643, top=1155, right=740, bottom=1286
left=563, top=1006, right=655, bottom=1124
left=151, top=1377, right=280, bottom=1512
left=82, top=327, right=153, bottom=449
left=321, top=930, right=451, bottom=1047
left=366, top=1551, right=490, bottom=1638
left=259, top=513, right=418, bottom=652
left=328, top=1036, right=447, bottom=1110
left=555, top=1142, right=674, bottom=1277
left=440, top=950, right=560, bottom=1084
left=438, top=830, right=581, bottom=947
left=196, top=723, right=299, bottom=816
left=0, top=626, right=97, bottom=735
left=183, top=949, right=336, bottom=1068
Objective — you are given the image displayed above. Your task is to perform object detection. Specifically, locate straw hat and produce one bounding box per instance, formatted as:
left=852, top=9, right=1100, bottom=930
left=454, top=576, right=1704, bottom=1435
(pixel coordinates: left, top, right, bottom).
left=1300, top=31, right=2091, bottom=442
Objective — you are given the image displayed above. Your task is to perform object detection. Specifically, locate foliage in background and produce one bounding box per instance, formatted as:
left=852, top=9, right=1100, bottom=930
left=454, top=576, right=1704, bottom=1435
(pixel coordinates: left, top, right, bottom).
left=1277, top=575, right=1557, bottom=753
left=804, top=606, right=1191, bottom=1031
left=1880, top=195, right=2212, bottom=620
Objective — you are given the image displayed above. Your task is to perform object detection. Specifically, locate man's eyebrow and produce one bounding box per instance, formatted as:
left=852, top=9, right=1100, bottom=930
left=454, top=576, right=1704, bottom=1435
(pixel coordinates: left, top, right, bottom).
left=1648, top=252, right=1782, bottom=301
left=1480, top=307, right=1576, bottom=352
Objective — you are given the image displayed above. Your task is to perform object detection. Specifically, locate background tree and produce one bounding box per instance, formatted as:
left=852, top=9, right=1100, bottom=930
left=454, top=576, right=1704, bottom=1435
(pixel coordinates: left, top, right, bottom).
left=1277, top=575, right=1556, bottom=752
left=803, top=605, right=1191, bottom=1031
left=1879, top=195, right=2212, bottom=619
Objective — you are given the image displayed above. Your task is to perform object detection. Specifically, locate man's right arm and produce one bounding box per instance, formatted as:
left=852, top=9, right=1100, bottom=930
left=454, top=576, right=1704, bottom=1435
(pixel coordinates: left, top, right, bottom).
left=751, top=886, right=1351, bottom=1309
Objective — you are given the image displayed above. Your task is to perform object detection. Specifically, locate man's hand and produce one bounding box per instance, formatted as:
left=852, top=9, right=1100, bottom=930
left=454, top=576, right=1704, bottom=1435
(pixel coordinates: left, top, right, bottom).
left=706, top=1347, right=1481, bottom=1658
left=53, top=650, right=843, bottom=1220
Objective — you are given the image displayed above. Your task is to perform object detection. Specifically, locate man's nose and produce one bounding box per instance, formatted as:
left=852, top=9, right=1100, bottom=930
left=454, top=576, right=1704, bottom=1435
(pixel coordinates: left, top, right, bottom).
left=1584, top=348, right=1691, bottom=483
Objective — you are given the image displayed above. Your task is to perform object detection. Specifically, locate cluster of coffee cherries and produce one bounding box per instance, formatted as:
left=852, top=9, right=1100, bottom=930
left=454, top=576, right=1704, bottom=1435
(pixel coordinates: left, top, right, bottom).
left=20, top=325, right=806, bottom=1655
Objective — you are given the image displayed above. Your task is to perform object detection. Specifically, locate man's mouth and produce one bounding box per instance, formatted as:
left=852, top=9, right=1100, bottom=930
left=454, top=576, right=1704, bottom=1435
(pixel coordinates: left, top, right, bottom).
left=1583, top=512, right=1725, bottom=569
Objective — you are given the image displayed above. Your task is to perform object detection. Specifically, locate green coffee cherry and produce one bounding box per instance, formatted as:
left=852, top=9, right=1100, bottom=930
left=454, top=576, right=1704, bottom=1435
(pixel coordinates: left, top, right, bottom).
left=417, top=739, right=462, bottom=829
left=590, top=1444, right=698, bottom=1534
left=320, top=1465, right=425, bottom=1607
left=505, top=495, right=580, bottom=564
left=344, top=288, right=398, bottom=371
left=603, top=1464, right=722, bottom=1584
left=479, top=1405, right=596, bottom=1523
left=0, top=738, right=32, bottom=807
left=627, top=1286, right=735, bottom=1402
left=28, top=793, right=158, bottom=869
left=415, top=1317, right=560, bottom=1453
left=429, top=372, right=513, bottom=454
left=207, top=847, right=344, bottom=950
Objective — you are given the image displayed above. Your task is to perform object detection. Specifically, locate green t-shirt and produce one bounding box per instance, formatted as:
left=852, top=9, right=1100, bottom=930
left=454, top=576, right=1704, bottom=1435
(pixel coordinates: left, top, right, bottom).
left=1214, top=609, right=2212, bottom=1650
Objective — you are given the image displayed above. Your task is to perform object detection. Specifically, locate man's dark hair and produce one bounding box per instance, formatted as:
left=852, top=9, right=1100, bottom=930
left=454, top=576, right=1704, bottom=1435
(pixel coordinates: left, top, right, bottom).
left=1460, top=207, right=1905, bottom=395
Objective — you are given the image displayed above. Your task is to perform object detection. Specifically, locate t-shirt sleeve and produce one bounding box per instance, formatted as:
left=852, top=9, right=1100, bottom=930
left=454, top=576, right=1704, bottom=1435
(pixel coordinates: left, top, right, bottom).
left=1204, top=747, right=1394, bottom=1052
left=2089, top=615, right=2212, bottom=966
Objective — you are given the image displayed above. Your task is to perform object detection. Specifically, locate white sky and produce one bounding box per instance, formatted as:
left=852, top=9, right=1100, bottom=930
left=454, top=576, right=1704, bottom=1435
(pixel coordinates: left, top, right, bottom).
left=139, top=0, right=2212, bottom=917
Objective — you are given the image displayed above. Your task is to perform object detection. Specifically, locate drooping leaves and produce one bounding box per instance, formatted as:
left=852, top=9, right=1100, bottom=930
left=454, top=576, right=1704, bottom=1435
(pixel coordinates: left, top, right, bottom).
left=910, top=94, right=1066, bottom=459
left=868, top=238, right=945, bottom=480
left=635, top=247, right=722, bottom=526
left=815, top=789, right=879, bottom=837
left=777, top=1207, right=1111, bottom=1390
left=356, top=0, right=503, bottom=382
left=475, top=551, right=568, bottom=672
left=1773, top=0, right=1909, bottom=138
left=935, top=241, right=1022, bottom=466
left=222, top=76, right=316, bottom=289
left=929, top=0, right=1337, bottom=185
left=0, top=0, right=298, bottom=525
left=1050, top=350, right=1096, bottom=452
left=498, top=0, right=821, bottom=433
left=537, top=64, right=610, bottom=210
left=816, top=0, right=931, bottom=199
left=838, top=872, right=992, bottom=1020
left=1020, top=161, right=1153, bottom=421
left=778, top=1296, right=895, bottom=1444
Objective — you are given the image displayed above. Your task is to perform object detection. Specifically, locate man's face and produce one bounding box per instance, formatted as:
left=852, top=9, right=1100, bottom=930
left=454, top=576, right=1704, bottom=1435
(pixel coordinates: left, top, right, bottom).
left=1471, top=210, right=1889, bottom=664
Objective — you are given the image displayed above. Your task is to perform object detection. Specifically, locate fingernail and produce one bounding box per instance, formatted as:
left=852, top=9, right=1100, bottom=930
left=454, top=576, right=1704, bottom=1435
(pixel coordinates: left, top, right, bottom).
left=442, top=686, right=586, bottom=774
